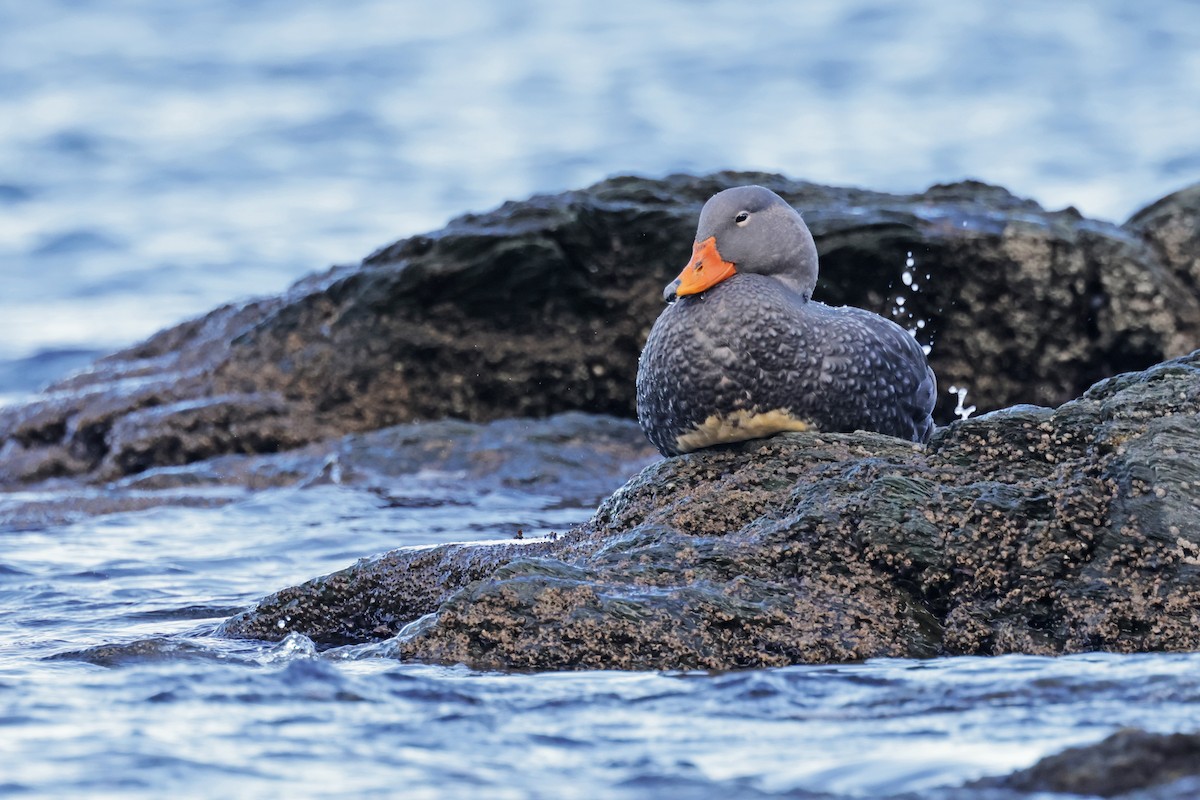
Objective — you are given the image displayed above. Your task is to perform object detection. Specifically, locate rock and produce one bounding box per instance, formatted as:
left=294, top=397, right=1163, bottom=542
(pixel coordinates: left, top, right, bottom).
left=0, top=413, right=655, bottom=530
left=982, top=728, right=1200, bottom=798
left=219, top=350, right=1200, bottom=671
left=1127, top=183, right=1200, bottom=301
left=5, top=174, right=1200, bottom=485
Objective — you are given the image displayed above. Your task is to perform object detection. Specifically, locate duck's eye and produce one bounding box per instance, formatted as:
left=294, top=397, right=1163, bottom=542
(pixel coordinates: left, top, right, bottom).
left=734, top=211, right=750, bottom=226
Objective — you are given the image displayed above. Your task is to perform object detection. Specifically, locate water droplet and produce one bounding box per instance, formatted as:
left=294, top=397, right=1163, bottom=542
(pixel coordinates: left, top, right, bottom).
left=898, top=252, right=932, bottom=355
left=948, top=385, right=976, bottom=421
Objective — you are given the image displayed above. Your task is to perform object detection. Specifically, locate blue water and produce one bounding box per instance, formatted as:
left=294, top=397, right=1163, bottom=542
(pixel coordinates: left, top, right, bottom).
left=5, top=468, right=1200, bottom=798
left=3, top=0, right=1200, bottom=402
left=3, top=1, right=1200, bottom=796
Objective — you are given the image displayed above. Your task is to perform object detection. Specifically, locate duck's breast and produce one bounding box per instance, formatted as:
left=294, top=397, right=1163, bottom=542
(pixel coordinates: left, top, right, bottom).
left=636, top=274, right=821, bottom=454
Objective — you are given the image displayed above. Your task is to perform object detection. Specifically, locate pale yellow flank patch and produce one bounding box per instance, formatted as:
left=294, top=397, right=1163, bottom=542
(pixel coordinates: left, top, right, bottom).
left=675, top=408, right=814, bottom=453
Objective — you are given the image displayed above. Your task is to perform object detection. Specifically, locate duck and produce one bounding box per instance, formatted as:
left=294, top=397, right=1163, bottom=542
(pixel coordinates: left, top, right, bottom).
left=635, top=185, right=936, bottom=457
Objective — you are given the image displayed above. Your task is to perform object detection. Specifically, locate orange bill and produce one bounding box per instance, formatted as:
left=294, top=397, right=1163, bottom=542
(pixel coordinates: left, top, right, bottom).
left=674, top=236, right=737, bottom=296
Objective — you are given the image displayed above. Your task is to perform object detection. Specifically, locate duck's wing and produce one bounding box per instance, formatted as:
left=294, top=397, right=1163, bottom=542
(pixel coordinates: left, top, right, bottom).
left=815, top=305, right=937, bottom=443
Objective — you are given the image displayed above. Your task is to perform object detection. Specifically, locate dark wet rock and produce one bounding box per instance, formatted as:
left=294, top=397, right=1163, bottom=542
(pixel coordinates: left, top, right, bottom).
left=220, top=350, right=1200, bottom=670
left=4, top=174, right=1200, bottom=485
left=50, top=631, right=327, bottom=669
left=982, top=728, right=1200, bottom=798
left=48, top=637, right=220, bottom=667
left=0, top=413, right=655, bottom=529
left=1127, top=183, right=1200, bottom=302
left=313, top=412, right=657, bottom=504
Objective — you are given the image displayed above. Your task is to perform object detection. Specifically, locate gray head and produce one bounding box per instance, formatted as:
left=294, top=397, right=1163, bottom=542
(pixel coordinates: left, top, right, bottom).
left=666, top=185, right=819, bottom=302
left=697, top=185, right=819, bottom=299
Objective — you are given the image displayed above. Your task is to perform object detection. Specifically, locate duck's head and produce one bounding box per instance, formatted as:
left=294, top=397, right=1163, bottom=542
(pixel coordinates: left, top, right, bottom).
left=664, top=185, right=819, bottom=303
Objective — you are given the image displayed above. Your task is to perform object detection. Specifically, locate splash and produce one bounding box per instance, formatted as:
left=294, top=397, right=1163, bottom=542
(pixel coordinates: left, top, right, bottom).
left=948, top=384, right=977, bottom=421
left=891, top=250, right=933, bottom=356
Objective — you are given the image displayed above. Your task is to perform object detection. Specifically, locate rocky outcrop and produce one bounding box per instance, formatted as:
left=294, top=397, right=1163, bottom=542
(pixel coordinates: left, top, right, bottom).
left=220, top=350, right=1200, bottom=671
left=4, top=174, right=1200, bottom=485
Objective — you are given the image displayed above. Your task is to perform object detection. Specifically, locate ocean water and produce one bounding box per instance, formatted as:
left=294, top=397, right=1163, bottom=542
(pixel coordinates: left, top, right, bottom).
left=3, top=1, right=1200, bottom=797
left=5, top=462, right=1200, bottom=799
left=3, top=0, right=1200, bottom=402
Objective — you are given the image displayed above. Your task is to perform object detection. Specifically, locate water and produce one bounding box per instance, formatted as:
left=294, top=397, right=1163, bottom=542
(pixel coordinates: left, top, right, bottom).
left=3, top=0, right=1200, bottom=401
left=3, top=1, right=1200, bottom=796
left=5, top=467, right=1200, bottom=798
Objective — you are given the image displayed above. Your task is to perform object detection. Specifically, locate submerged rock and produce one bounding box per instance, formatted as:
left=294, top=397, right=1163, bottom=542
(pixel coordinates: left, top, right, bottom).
left=221, top=350, right=1200, bottom=670
left=0, top=413, right=654, bottom=529
left=4, top=174, right=1200, bottom=485
left=981, top=728, right=1200, bottom=798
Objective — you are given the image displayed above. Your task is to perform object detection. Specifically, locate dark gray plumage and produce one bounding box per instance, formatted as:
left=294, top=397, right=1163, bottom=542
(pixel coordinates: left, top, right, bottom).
left=636, top=185, right=936, bottom=457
